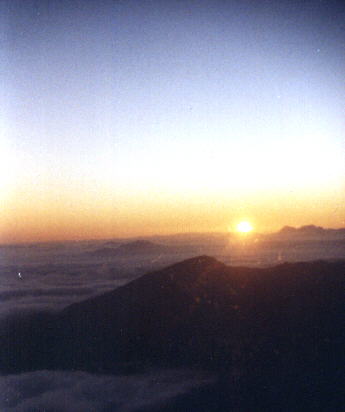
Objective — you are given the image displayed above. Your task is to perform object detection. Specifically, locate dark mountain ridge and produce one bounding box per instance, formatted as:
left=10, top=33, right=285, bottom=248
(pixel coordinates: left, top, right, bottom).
left=1, top=256, right=344, bottom=410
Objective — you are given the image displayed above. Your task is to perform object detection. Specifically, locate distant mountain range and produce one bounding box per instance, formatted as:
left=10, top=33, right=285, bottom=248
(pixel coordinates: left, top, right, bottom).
left=96, top=226, right=345, bottom=249
left=1, top=226, right=345, bottom=249
left=83, top=227, right=345, bottom=261
left=272, top=225, right=345, bottom=239
left=87, top=240, right=182, bottom=258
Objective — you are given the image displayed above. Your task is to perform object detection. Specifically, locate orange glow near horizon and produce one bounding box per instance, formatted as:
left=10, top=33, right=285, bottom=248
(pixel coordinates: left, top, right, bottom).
left=1, top=180, right=344, bottom=244
left=2, top=0, right=345, bottom=245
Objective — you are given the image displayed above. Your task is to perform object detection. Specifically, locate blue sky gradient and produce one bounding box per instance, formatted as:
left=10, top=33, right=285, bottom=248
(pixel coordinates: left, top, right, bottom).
left=1, top=0, right=344, bottom=241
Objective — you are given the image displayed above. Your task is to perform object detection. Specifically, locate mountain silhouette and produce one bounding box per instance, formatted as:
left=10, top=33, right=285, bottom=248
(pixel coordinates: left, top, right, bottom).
left=88, top=240, right=177, bottom=258
left=1, top=256, right=344, bottom=410
left=277, top=225, right=345, bottom=238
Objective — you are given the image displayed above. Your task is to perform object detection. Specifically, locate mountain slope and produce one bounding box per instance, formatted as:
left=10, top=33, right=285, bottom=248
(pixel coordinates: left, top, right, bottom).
left=2, top=257, right=344, bottom=371
left=2, top=256, right=344, bottom=410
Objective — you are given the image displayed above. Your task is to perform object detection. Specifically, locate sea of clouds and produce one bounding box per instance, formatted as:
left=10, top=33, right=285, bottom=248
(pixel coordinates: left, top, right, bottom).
left=1, top=238, right=344, bottom=410
left=0, top=369, right=214, bottom=412
left=0, top=242, right=214, bottom=411
left=0, top=261, right=137, bottom=318
left=0, top=240, right=159, bottom=318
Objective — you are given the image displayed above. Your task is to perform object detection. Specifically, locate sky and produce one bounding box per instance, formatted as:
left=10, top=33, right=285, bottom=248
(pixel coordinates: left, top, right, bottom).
left=1, top=0, right=344, bottom=243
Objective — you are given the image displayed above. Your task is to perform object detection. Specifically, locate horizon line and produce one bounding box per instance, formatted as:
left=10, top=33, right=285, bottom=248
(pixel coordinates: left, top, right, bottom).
left=1, top=225, right=345, bottom=247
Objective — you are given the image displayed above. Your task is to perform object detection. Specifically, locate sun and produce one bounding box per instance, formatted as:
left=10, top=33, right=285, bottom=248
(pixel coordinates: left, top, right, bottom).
left=236, top=221, right=253, bottom=233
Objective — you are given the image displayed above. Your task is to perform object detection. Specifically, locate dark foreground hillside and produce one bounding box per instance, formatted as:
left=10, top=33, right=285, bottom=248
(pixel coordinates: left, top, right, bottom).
left=1, top=256, right=344, bottom=411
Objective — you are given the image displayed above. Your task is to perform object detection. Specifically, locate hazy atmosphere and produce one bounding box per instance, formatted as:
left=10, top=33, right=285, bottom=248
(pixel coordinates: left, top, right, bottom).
left=2, top=0, right=345, bottom=243
left=1, top=1, right=345, bottom=411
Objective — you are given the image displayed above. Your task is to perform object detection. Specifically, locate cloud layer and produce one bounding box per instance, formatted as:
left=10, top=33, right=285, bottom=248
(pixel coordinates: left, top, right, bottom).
left=0, top=369, right=213, bottom=412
